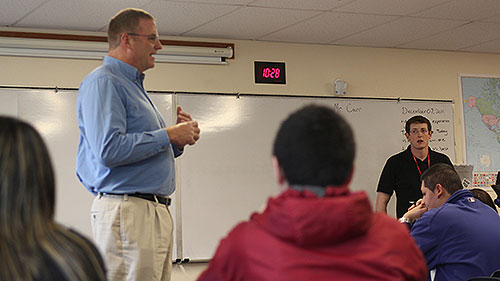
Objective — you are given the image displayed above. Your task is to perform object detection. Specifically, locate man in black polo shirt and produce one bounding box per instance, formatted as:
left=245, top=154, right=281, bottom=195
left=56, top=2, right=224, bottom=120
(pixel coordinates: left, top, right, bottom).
left=376, top=115, right=453, bottom=218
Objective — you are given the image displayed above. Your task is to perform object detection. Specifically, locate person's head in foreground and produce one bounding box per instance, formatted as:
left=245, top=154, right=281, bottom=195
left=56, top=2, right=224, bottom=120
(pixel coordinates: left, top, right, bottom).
left=272, top=104, right=355, bottom=192
left=0, top=116, right=105, bottom=281
left=197, top=105, right=428, bottom=281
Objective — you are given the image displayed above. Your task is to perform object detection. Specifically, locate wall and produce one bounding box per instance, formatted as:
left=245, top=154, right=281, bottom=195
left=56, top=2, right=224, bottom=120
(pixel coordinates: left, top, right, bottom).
left=2, top=34, right=500, bottom=162
left=2, top=31, right=500, bottom=281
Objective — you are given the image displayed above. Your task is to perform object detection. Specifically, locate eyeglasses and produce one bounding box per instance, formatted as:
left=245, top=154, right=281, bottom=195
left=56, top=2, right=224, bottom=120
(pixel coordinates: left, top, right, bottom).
left=127, top=33, right=160, bottom=43
left=410, top=128, right=429, bottom=135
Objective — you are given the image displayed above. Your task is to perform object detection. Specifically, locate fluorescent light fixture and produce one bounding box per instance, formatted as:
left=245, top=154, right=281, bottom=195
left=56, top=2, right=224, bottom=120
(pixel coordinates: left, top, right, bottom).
left=0, top=37, right=233, bottom=65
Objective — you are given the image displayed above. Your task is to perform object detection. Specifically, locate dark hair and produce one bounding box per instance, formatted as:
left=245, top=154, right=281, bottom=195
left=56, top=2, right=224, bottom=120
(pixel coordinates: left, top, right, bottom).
left=0, top=116, right=106, bottom=281
left=420, top=163, right=461, bottom=195
left=107, top=8, right=154, bottom=49
left=405, top=115, right=432, bottom=134
left=471, top=188, right=498, bottom=213
left=272, top=104, right=355, bottom=186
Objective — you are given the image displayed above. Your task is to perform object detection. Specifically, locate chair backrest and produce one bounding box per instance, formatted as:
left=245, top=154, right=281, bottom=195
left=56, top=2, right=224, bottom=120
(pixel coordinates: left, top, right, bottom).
left=492, top=269, right=500, bottom=278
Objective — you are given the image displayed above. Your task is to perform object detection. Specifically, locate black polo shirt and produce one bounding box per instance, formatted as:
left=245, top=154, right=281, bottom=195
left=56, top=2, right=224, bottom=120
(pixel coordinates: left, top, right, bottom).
left=377, top=145, right=453, bottom=218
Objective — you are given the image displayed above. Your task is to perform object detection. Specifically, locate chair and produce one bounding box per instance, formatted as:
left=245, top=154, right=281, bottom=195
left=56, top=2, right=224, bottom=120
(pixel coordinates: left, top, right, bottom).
left=492, top=269, right=500, bottom=278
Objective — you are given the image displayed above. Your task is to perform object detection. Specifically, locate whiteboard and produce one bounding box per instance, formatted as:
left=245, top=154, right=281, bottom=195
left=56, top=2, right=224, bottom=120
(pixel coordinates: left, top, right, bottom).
left=17, top=90, right=93, bottom=240
left=0, top=90, right=17, bottom=116
left=0, top=89, right=455, bottom=261
left=177, top=94, right=455, bottom=260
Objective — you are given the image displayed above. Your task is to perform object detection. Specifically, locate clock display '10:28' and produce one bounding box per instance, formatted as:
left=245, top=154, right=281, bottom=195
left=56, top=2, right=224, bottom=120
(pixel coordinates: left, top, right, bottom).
left=262, top=67, right=281, bottom=79
left=254, top=61, right=286, bottom=84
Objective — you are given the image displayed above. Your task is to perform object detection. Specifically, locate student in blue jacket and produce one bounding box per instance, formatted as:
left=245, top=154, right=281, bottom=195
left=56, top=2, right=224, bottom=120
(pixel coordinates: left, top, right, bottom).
left=401, top=163, right=500, bottom=281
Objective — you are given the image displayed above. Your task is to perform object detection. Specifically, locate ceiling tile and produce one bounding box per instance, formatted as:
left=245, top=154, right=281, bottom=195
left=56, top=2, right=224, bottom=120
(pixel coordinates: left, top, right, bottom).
left=14, top=0, right=152, bottom=31
left=333, top=17, right=468, bottom=47
left=170, top=0, right=255, bottom=5
left=413, top=0, right=500, bottom=20
left=183, top=6, right=320, bottom=39
left=460, top=38, right=500, bottom=53
left=0, top=0, right=47, bottom=26
left=261, top=12, right=397, bottom=44
left=144, top=1, right=239, bottom=35
left=399, top=21, right=500, bottom=51
left=480, top=13, right=500, bottom=23
left=333, top=0, right=452, bottom=16
left=163, top=0, right=254, bottom=4
left=249, top=0, right=355, bottom=11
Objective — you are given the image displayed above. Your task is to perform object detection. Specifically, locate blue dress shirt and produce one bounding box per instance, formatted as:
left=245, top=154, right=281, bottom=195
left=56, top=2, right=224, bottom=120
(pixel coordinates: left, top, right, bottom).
left=76, top=56, right=181, bottom=196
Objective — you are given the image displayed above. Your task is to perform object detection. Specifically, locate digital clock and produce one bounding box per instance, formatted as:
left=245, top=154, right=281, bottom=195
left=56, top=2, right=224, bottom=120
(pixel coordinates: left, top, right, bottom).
left=254, top=61, right=286, bottom=84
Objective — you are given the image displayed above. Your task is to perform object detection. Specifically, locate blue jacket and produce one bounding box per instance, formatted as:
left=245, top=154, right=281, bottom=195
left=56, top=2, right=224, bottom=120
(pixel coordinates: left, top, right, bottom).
left=411, top=189, right=500, bottom=281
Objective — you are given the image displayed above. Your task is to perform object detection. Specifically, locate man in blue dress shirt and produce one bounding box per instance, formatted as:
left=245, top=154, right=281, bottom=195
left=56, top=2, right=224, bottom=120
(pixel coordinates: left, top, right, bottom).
left=401, top=164, right=500, bottom=281
left=76, top=8, right=200, bottom=281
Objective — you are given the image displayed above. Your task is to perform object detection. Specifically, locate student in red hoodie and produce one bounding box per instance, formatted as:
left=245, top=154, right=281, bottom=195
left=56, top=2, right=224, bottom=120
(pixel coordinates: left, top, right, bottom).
left=198, top=104, right=428, bottom=281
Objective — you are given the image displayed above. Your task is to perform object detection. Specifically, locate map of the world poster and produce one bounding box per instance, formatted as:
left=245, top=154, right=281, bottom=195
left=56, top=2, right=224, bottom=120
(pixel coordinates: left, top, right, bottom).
left=461, top=77, right=500, bottom=173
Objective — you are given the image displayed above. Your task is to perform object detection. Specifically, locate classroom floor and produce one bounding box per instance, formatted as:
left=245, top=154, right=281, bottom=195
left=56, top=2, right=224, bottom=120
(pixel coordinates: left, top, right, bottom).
left=172, top=262, right=208, bottom=281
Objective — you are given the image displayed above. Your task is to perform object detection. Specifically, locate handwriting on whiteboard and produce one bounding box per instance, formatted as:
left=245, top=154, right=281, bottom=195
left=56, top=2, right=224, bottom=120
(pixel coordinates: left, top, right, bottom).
left=401, top=106, right=445, bottom=115
left=332, top=102, right=362, bottom=113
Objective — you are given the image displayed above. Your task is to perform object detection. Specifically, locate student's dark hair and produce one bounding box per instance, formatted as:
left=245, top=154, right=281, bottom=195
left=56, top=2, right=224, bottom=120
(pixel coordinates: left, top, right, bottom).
left=420, top=163, right=461, bottom=195
left=405, top=115, right=432, bottom=134
left=107, top=8, right=155, bottom=49
left=272, top=104, right=355, bottom=186
left=471, top=188, right=498, bottom=213
left=0, top=116, right=106, bottom=281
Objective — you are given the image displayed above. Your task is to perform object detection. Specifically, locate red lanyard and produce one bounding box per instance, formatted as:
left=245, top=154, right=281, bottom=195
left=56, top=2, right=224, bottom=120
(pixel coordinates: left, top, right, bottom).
left=412, top=152, right=430, bottom=176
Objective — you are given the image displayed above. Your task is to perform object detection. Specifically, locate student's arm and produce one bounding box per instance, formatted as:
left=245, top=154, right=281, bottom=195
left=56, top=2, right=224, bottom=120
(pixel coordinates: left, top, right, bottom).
left=400, top=199, right=427, bottom=227
left=409, top=212, right=438, bottom=269
left=375, top=192, right=391, bottom=213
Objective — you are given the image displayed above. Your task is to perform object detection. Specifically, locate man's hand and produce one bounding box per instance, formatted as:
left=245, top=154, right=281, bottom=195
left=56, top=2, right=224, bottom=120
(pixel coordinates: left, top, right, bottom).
left=402, top=199, right=428, bottom=222
left=166, top=120, right=200, bottom=150
left=176, top=106, right=192, bottom=124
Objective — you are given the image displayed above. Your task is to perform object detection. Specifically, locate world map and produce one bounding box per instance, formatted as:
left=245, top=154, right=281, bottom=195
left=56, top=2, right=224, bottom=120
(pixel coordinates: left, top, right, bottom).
left=462, top=77, right=500, bottom=171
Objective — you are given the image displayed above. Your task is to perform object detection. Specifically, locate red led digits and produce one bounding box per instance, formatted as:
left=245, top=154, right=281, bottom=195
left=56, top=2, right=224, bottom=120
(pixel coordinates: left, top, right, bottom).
left=254, top=61, right=286, bottom=84
left=262, top=68, right=281, bottom=79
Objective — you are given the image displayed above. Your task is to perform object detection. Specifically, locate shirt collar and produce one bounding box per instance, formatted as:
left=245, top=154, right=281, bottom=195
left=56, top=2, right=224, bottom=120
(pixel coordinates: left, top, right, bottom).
left=103, top=56, right=145, bottom=84
left=405, top=145, right=433, bottom=155
left=288, top=184, right=350, bottom=198
left=446, top=189, right=473, bottom=204
left=289, top=185, right=327, bottom=197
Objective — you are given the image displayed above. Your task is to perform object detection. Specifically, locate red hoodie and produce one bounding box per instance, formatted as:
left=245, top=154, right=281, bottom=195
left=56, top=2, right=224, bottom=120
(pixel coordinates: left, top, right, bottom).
left=198, top=186, right=427, bottom=281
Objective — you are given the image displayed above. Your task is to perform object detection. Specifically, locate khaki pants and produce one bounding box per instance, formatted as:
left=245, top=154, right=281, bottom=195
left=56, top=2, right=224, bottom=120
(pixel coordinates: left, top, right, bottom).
left=91, top=194, right=173, bottom=281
